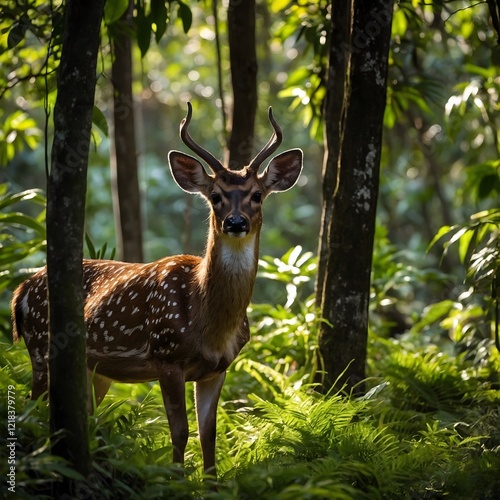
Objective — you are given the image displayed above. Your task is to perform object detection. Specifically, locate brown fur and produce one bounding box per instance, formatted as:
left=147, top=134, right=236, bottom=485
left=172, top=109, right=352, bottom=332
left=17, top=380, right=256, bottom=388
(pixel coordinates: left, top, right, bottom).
left=11, top=107, right=303, bottom=475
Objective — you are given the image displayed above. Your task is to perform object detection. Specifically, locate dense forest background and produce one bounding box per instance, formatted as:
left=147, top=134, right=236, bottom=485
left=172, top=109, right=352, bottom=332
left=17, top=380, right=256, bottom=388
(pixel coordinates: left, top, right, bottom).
left=1, top=0, right=500, bottom=498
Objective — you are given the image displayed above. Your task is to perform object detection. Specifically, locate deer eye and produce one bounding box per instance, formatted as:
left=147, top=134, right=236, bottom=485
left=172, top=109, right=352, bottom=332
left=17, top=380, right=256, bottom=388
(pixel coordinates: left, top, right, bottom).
left=251, top=192, right=262, bottom=203
left=210, top=192, right=222, bottom=205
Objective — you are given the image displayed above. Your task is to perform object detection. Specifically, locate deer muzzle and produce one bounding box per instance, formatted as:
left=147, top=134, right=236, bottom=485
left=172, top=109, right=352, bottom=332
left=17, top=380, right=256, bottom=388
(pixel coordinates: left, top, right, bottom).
left=223, top=214, right=250, bottom=237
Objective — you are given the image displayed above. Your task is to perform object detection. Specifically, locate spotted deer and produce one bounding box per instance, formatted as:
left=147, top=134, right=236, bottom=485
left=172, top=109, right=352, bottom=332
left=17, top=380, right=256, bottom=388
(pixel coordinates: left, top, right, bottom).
left=11, top=102, right=303, bottom=475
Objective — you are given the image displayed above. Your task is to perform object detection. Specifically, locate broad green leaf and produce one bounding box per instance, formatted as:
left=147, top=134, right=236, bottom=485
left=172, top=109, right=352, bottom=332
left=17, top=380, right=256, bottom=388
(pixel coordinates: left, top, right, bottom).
left=177, top=1, right=192, bottom=34
left=92, top=106, right=109, bottom=137
left=384, top=104, right=396, bottom=129
left=477, top=174, right=500, bottom=199
left=391, top=8, right=408, bottom=38
left=151, top=0, right=168, bottom=43
left=457, top=227, right=475, bottom=264
left=285, top=67, right=310, bottom=87
left=104, top=0, right=129, bottom=25
left=269, top=0, right=291, bottom=13
left=136, top=2, right=152, bottom=57
left=7, top=22, right=27, bottom=49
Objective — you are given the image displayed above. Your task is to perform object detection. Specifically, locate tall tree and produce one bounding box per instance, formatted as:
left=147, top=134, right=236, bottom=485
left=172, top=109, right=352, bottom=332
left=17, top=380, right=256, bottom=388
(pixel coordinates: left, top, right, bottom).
left=110, top=0, right=144, bottom=262
left=316, top=0, right=352, bottom=306
left=316, top=0, right=394, bottom=393
left=46, top=0, right=105, bottom=491
left=227, top=0, right=258, bottom=170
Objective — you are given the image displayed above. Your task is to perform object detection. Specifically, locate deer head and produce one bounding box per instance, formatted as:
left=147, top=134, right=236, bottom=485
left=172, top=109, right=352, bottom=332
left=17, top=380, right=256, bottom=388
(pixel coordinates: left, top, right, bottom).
left=169, top=102, right=303, bottom=241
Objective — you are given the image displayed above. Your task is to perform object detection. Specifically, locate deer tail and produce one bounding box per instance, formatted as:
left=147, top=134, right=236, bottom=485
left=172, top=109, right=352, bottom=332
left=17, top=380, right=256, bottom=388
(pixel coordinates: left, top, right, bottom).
left=11, top=284, right=26, bottom=343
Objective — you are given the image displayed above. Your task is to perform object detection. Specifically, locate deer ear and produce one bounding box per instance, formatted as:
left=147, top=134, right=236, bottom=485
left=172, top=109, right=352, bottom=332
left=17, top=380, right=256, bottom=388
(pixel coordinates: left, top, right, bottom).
left=259, top=149, right=303, bottom=194
left=168, top=151, right=212, bottom=194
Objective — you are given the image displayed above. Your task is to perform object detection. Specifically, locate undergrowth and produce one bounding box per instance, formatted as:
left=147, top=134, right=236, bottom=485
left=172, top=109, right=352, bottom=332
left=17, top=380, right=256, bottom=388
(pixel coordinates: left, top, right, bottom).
left=1, top=318, right=499, bottom=498
left=1, top=246, right=499, bottom=498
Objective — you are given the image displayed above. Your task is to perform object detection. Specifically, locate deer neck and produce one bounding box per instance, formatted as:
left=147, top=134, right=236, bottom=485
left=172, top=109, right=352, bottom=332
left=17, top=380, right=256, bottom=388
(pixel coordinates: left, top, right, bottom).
left=194, top=220, right=260, bottom=348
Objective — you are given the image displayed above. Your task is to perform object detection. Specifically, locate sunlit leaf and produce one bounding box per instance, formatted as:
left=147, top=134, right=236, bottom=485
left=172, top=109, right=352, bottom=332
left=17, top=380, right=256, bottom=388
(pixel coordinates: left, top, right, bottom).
left=457, top=227, right=475, bottom=264
left=0, top=189, right=45, bottom=211
left=0, top=213, right=46, bottom=234
left=427, top=225, right=452, bottom=252
left=391, top=8, right=408, bottom=38
left=463, top=63, right=495, bottom=79
left=269, top=0, right=292, bottom=14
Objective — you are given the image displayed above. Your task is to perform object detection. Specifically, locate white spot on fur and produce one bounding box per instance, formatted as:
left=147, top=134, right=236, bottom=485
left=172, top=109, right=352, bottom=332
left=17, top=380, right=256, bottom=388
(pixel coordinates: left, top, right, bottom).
left=123, top=325, right=143, bottom=336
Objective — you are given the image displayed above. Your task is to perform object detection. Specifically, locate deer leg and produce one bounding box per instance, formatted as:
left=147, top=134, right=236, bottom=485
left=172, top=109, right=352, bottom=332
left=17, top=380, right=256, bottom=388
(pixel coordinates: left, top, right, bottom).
left=30, top=367, right=48, bottom=400
left=87, top=370, right=112, bottom=413
left=29, top=347, right=48, bottom=400
left=158, top=364, right=189, bottom=467
left=195, top=371, right=226, bottom=475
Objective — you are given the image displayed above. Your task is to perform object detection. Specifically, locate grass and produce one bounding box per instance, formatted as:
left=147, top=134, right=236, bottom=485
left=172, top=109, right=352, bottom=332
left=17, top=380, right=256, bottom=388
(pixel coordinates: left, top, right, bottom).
left=1, top=323, right=500, bottom=499
left=0, top=235, right=499, bottom=498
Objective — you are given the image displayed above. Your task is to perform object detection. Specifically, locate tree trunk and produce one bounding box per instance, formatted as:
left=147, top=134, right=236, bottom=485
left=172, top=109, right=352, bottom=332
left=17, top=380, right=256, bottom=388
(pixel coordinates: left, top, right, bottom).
left=46, top=0, right=105, bottom=491
left=111, top=0, right=144, bottom=262
left=316, top=0, right=394, bottom=394
left=227, top=0, right=258, bottom=170
left=315, top=0, right=352, bottom=307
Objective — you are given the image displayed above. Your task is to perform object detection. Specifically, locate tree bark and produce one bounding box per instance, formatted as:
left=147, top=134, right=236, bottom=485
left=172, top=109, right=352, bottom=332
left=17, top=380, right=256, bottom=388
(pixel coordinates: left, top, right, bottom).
left=46, top=0, right=105, bottom=491
left=316, top=0, right=394, bottom=394
left=110, top=0, right=144, bottom=262
left=227, top=0, right=258, bottom=170
left=315, top=0, right=352, bottom=307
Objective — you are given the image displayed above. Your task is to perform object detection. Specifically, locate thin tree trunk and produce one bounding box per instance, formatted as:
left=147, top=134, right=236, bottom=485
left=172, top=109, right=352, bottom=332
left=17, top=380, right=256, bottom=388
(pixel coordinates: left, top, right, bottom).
left=315, top=0, right=353, bottom=307
left=316, top=0, right=394, bottom=394
left=46, top=0, right=104, bottom=492
left=111, top=0, right=144, bottom=262
left=227, top=0, right=258, bottom=170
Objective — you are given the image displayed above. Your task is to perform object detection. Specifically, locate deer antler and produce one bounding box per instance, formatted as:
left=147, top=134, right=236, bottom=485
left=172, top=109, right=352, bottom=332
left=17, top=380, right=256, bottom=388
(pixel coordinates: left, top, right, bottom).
left=248, top=107, right=283, bottom=173
left=180, top=102, right=225, bottom=174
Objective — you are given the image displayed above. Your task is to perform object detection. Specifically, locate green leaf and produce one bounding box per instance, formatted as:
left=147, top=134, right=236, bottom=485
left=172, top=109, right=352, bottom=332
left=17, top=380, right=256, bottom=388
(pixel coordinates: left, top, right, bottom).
left=177, top=1, right=192, bottom=34
left=458, top=227, right=475, bottom=264
left=0, top=213, right=46, bottom=234
left=136, top=2, right=152, bottom=57
left=391, top=8, right=408, bottom=38
left=384, top=104, right=396, bottom=129
left=463, top=63, right=495, bottom=79
left=104, top=0, right=129, bottom=25
left=427, top=225, right=452, bottom=252
left=92, top=106, right=109, bottom=137
left=477, top=173, right=500, bottom=199
left=151, top=0, right=168, bottom=43
left=285, top=67, right=310, bottom=87
left=269, top=0, right=291, bottom=13
left=85, top=233, right=97, bottom=259
left=0, top=189, right=45, bottom=211
left=7, top=22, right=27, bottom=49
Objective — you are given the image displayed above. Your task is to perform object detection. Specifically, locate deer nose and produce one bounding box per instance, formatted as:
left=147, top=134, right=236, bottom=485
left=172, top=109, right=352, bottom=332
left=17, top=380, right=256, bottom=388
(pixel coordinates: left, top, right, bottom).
left=224, top=215, right=249, bottom=237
